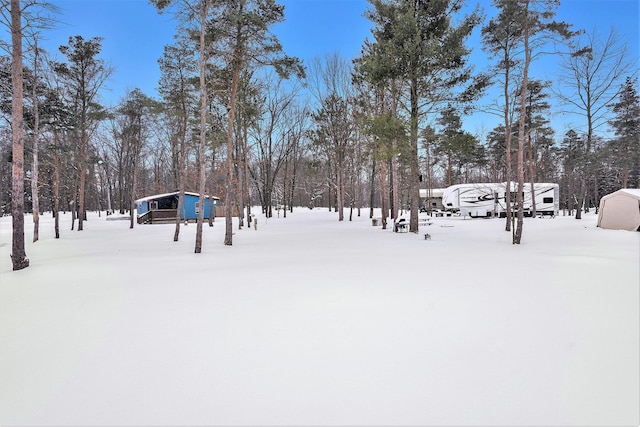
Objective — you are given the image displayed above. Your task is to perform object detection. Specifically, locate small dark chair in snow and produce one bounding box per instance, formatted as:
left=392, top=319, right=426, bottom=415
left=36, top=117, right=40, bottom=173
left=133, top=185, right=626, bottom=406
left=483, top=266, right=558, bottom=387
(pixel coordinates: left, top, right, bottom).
left=394, top=218, right=407, bottom=233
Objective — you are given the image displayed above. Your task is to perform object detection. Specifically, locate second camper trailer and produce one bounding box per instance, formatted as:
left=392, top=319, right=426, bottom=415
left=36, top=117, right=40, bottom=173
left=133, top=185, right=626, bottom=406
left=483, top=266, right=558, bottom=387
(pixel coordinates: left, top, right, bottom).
left=441, top=182, right=559, bottom=218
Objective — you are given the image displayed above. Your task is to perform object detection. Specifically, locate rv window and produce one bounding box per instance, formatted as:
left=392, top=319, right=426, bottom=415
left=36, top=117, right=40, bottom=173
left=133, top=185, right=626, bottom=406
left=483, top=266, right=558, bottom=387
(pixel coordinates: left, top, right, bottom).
left=543, top=197, right=553, bottom=203
left=150, top=201, right=158, bottom=210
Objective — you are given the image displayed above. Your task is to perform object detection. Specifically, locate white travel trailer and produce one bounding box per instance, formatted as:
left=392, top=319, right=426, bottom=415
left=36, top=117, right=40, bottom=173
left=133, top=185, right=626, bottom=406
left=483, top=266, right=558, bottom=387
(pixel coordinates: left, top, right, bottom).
left=442, top=182, right=559, bottom=218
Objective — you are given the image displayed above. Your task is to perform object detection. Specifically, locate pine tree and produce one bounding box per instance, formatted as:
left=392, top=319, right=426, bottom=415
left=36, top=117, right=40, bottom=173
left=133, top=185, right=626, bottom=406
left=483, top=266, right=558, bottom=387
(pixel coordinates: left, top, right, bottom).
left=114, top=89, right=155, bottom=229
left=609, top=77, right=640, bottom=189
left=311, top=93, right=355, bottom=221
left=152, top=0, right=212, bottom=253
left=560, top=129, right=584, bottom=214
left=158, top=40, right=198, bottom=242
left=362, top=0, right=485, bottom=233
left=54, top=35, right=111, bottom=231
left=518, top=79, right=553, bottom=216
left=435, top=104, right=483, bottom=186
left=482, top=0, right=524, bottom=231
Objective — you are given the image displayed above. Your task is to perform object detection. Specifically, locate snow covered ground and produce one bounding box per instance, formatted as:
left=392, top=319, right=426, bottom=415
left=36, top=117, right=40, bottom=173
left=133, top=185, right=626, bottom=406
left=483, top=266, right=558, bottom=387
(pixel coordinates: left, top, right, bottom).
left=1, top=208, right=638, bottom=425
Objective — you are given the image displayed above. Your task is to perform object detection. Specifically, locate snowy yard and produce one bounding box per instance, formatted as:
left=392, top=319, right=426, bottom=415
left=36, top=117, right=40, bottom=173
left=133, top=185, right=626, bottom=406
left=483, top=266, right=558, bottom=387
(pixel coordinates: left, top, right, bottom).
left=1, top=208, right=638, bottom=425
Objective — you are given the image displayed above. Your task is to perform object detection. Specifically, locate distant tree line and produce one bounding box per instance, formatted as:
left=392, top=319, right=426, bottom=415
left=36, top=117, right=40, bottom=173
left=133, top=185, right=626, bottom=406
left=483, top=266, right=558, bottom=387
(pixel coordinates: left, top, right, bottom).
left=1, top=0, right=638, bottom=268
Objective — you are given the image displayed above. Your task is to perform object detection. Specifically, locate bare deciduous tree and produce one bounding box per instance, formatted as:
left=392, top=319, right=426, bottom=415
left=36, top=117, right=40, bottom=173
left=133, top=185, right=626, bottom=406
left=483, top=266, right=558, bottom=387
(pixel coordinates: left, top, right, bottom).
left=8, top=0, right=29, bottom=269
left=556, top=27, right=633, bottom=218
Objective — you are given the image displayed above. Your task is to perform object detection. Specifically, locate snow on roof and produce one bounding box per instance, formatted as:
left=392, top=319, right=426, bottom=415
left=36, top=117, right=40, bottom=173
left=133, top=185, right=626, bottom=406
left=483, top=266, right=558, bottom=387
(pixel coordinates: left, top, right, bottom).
left=620, top=189, right=640, bottom=198
left=135, top=191, right=220, bottom=203
left=604, top=188, right=640, bottom=199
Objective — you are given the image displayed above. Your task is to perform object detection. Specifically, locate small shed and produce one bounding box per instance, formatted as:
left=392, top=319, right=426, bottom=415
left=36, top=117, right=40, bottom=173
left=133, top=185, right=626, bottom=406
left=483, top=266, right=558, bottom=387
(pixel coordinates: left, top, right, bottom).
left=597, top=189, right=640, bottom=231
left=419, top=188, right=445, bottom=211
left=135, top=191, right=219, bottom=224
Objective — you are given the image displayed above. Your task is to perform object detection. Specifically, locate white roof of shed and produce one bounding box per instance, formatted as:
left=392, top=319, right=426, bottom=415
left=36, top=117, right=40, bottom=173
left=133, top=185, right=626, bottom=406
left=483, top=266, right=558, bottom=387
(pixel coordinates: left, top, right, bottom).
left=617, top=189, right=640, bottom=198
left=135, top=191, right=220, bottom=203
left=419, top=188, right=445, bottom=197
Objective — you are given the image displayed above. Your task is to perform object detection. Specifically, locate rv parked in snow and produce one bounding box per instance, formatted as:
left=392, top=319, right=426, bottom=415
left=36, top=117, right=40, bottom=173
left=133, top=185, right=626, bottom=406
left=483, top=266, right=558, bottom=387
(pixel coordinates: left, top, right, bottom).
left=441, top=182, right=559, bottom=218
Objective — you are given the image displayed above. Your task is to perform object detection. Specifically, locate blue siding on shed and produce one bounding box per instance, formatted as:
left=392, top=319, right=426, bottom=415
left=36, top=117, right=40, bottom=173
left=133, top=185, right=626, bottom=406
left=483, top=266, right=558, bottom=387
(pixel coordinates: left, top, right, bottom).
left=137, top=201, right=150, bottom=216
left=181, top=194, right=215, bottom=219
left=135, top=192, right=217, bottom=221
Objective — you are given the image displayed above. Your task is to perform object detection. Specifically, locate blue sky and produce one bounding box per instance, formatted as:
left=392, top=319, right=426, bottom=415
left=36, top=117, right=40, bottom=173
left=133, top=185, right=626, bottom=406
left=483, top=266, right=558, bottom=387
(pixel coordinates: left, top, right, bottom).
left=38, top=0, right=640, bottom=135
left=41, top=0, right=374, bottom=105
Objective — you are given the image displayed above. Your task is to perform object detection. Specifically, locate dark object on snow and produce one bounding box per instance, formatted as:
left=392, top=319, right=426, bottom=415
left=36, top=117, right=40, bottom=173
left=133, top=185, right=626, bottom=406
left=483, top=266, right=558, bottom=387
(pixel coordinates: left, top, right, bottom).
left=394, top=218, right=407, bottom=232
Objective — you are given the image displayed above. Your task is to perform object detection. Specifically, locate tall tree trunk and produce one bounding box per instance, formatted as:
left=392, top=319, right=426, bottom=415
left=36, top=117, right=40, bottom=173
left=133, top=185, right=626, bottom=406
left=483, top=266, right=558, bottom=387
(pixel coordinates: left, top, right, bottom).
left=514, top=0, right=530, bottom=245
left=379, top=157, right=389, bottom=229
left=355, top=134, right=362, bottom=218
left=173, top=95, right=188, bottom=241
left=528, top=131, right=536, bottom=217
left=174, top=190, right=185, bottom=239
left=409, top=76, right=419, bottom=233
left=337, top=152, right=344, bottom=221
left=391, top=148, right=399, bottom=220
left=129, top=159, right=138, bottom=229
left=130, top=121, right=141, bottom=230
left=173, top=144, right=184, bottom=236
left=567, top=170, right=574, bottom=216
left=118, top=162, right=125, bottom=214
left=31, top=41, right=40, bottom=242
left=209, top=148, right=216, bottom=227
left=390, top=83, right=400, bottom=221
left=575, top=177, right=586, bottom=219
left=10, top=0, right=29, bottom=270
left=369, top=159, right=376, bottom=218
left=503, top=44, right=513, bottom=231
left=288, top=140, right=298, bottom=214
left=576, top=107, right=594, bottom=219
left=282, top=158, right=288, bottom=218
left=243, top=121, right=252, bottom=226
left=225, top=54, right=241, bottom=245
left=105, top=165, right=113, bottom=214
left=593, top=167, right=599, bottom=212
left=235, top=123, right=244, bottom=227
left=637, top=139, right=640, bottom=188
left=54, top=131, right=60, bottom=239
left=425, top=143, right=433, bottom=214
left=195, top=1, right=209, bottom=253
left=71, top=198, right=75, bottom=230
left=78, top=113, right=87, bottom=230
